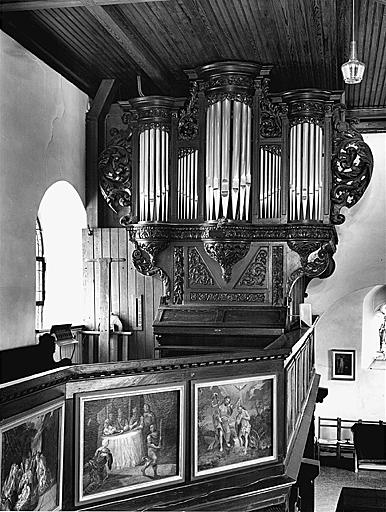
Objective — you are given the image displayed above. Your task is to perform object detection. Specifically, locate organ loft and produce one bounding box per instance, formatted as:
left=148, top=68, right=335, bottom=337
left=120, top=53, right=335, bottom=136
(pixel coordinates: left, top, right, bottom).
left=1, top=3, right=384, bottom=508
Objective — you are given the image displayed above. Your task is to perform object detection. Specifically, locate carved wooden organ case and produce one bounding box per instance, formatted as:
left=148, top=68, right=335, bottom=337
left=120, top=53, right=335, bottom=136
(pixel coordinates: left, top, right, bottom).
left=99, top=61, right=373, bottom=349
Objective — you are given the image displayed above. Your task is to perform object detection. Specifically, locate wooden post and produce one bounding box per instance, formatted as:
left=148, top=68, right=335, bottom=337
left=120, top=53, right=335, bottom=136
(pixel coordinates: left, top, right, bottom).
left=87, top=257, right=125, bottom=363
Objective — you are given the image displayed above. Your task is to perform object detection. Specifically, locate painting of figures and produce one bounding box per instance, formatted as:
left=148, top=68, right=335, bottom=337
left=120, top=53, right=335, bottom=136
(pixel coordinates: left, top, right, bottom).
left=0, top=400, right=64, bottom=511
left=76, top=383, right=185, bottom=505
left=193, top=375, right=276, bottom=477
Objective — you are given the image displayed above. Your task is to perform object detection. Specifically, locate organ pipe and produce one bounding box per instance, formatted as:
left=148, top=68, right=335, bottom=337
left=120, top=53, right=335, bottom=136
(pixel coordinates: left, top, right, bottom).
left=288, top=122, right=324, bottom=221
left=130, top=96, right=175, bottom=223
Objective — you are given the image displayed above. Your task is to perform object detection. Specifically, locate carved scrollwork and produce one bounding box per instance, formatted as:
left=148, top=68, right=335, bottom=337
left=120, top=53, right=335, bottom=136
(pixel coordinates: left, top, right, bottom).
left=259, top=78, right=282, bottom=138
left=236, top=247, right=268, bottom=288
left=188, top=248, right=215, bottom=287
left=173, top=247, right=184, bottom=304
left=288, top=239, right=336, bottom=280
left=330, top=108, right=374, bottom=224
left=178, top=81, right=199, bottom=141
left=98, top=127, right=133, bottom=221
left=203, top=242, right=250, bottom=282
left=130, top=238, right=170, bottom=301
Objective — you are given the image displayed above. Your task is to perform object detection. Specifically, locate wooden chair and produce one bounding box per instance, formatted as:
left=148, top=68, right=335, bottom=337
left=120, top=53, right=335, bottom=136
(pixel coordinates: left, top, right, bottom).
left=316, top=417, right=341, bottom=459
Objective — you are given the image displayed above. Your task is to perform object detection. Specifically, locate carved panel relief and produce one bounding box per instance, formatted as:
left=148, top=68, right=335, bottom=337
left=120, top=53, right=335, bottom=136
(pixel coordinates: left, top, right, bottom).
left=190, top=292, right=266, bottom=303
left=236, top=247, right=268, bottom=288
left=188, top=247, right=215, bottom=287
left=173, top=247, right=184, bottom=304
left=272, top=245, right=284, bottom=306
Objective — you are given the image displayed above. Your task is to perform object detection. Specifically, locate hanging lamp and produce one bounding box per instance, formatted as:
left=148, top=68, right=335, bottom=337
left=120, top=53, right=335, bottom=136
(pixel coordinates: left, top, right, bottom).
left=341, top=0, right=365, bottom=84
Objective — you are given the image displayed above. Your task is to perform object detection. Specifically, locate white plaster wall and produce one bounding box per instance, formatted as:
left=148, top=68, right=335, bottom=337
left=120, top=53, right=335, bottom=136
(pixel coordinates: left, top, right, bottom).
left=306, top=133, right=386, bottom=422
left=0, top=31, right=88, bottom=349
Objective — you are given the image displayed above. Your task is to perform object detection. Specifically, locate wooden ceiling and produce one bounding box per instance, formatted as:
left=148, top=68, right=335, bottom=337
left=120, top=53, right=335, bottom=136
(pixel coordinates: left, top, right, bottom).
left=1, top=0, right=385, bottom=114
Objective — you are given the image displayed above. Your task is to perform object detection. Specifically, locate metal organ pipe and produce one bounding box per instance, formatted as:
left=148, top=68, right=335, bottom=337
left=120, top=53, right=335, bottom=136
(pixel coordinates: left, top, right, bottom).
left=137, top=126, right=170, bottom=222
left=288, top=121, right=323, bottom=221
left=204, top=99, right=253, bottom=221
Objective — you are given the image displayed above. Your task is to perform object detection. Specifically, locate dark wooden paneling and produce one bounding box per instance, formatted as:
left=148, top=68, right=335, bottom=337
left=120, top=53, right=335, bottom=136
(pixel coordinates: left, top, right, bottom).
left=1, top=0, right=384, bottom=110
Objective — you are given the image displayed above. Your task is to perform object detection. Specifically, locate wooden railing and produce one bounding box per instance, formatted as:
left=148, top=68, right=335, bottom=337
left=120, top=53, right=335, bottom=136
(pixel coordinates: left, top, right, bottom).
left=284, top=324, right=315, bottom=449
left=77, top=330, right=133, bottom=364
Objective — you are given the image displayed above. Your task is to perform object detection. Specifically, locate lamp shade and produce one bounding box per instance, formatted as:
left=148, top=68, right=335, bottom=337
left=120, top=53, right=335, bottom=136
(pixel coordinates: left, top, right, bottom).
left=341, top=41, right=365, bottom=84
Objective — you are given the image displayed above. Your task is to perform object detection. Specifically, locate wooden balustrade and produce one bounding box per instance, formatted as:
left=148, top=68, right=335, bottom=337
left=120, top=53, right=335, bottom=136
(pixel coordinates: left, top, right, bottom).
left=284, top=325, right=315, bottom=450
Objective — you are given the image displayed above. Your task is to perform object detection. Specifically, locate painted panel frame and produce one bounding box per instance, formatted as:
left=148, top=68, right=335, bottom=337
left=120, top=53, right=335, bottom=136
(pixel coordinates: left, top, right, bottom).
left=331, top=349, right=356, bottom=380
left=0, top=399, right=65, bottom=511
left=192, top=374, right=277, bottom=478
left=75, top=382, right=185, bottom=505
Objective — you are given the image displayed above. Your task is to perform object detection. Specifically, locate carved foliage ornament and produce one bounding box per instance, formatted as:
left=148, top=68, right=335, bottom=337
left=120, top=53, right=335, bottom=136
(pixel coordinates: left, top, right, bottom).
left=207, top=92, right=252, bottom=107
left=272, top=245, right=284, bottom=306
left=178, top=81, right=199, bottom=141
left=98, top=127, right=133, bottom=221
left=190, top=292, right=266, bottom=303
left=237, top=247, right=268, bottom=288
left=173, top=247, right=184, bottom=305
left=204, top=241, right=250, bottom=282
left=259, top=78, right=282, bottom=138
left=188, top=247, right=215, bottom=287
left=330, top=108, right=374, bottom=225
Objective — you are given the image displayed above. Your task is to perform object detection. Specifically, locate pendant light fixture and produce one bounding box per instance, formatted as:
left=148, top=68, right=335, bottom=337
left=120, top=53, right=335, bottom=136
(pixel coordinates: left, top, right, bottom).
left=341, top=0, right=365, bottom=84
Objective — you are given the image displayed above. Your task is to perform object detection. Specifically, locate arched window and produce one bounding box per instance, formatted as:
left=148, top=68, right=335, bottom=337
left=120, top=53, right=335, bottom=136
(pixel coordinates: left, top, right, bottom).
left=36, top=217, right=45, bottom=330
left=38, top=181, right=87, bottom=328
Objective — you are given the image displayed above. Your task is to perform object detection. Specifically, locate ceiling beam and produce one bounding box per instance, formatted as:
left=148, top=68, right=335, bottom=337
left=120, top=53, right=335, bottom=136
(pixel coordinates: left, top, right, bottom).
left=81, top=0, right=173, bottom=94
left=0, top=0, right=168, bottom=12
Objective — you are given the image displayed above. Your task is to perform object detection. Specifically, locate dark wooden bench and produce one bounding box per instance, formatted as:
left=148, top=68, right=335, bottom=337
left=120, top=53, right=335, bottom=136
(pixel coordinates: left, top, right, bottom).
left=336, top=487, right=386, bottom=511
left=0, top=334, right=71, bottom=384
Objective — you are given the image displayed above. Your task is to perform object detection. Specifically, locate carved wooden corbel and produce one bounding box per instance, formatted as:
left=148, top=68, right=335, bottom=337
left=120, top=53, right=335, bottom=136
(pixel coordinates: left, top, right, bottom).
left=287, top=239, right=337, bottom=286
left=330, top=107, right=374, bottom=224
left=130, top=238, right=170, bottom=302
left=98, top=127, right=133, bottom=224
left=203, top=241, right=251, bottom=282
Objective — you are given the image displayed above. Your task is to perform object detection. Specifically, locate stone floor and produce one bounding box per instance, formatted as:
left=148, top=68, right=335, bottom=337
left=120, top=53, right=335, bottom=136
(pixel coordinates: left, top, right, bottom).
left=315, top=457, right=386, bottom=512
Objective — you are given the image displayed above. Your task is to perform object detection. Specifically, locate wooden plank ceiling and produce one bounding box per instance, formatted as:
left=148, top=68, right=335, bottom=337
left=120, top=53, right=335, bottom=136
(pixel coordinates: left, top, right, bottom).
left=1, top=0, right=385, bottom=112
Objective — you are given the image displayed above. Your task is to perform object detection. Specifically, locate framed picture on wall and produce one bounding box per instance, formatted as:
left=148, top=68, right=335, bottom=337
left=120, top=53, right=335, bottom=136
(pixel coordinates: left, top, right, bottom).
left=75, top=382, right=186, bottom=505
left=331, top=349, right=356, bottom=380
left=0, top=398, right=65, bottom=511
left=192, top=374, right=277, bottom=479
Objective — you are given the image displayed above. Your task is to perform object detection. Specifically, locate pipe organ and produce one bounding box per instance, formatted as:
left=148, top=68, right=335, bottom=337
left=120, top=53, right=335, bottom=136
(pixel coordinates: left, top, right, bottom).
left=97, top=60, right=373, bottom=353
